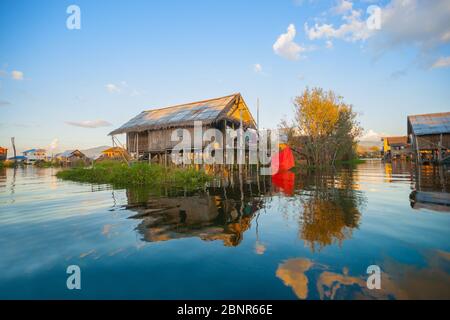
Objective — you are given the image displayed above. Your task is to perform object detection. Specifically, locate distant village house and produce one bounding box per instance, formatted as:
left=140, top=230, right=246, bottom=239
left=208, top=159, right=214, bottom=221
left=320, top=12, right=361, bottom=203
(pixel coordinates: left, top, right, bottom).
left=22, top=149, right=47, bottom=164
left=54, top=150, right=87, bottom=164
left=100, top=147, right=129, bottom=160
left=381, top=136, right=410, bottom=161
left=0, top=147, right=7, bottom=161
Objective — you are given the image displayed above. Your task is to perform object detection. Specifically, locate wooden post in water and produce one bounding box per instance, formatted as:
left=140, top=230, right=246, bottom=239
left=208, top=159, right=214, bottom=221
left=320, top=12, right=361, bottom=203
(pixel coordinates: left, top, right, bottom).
left=438, top=133, right=443, bottom=164
left=239, top=108, right=243, bottom=178
left=11, top=137, right=16, bottom=163
left=415, top=135, right=421, bottom=164
left=256, top=98, right=260, bottom=178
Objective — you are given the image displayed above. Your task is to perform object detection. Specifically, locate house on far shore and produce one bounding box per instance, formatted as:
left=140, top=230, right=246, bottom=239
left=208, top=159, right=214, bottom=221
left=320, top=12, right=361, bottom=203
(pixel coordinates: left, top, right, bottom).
left=100, top=147, right=129, bottom=160
left=23, top=149, right=47, bottom=164
left=381, top=136, right=410, bottom=161
left=8, top=156, right=27, bottom=163
left=0, top=147, right=7, bottom=161
left=408, top=112, right=450, bottom=164
left=55, top=150, right=87, bottom=164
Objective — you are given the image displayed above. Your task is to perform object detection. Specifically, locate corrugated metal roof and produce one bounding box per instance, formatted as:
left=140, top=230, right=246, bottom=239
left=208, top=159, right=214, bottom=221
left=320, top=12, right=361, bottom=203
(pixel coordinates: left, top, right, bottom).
left=57, top=150, right=76, bottom=158
left=23, top=148, right=46, bottom=153
left=408, top=112, right=450, bottom=136
left=109, top=93, right=242, bottom=135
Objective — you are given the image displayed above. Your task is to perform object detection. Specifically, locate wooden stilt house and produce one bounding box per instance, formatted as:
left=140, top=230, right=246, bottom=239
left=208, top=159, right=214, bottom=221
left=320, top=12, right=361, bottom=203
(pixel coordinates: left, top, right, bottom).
left=407, top=112, right=450, bottom=164
left=109, top=93, right=256, bottom=163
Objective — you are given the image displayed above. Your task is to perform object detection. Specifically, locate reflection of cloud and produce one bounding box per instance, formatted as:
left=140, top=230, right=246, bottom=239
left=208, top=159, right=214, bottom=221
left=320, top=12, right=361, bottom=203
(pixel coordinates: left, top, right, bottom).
left=79, top=249, right=96, bottom=258
left=102, top=224, right=112, bottom=236
left=276, top=250, right=450, bottom=300
left=276, top=258, right=313, bottom=299
left=255, top=242, right=266, bottom=255
left=317, top=268, right=366, bottom=299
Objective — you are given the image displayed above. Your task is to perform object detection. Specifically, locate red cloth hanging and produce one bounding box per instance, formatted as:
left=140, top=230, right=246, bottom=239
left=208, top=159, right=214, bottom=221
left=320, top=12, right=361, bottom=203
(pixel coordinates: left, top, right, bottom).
left=271, top=146, right=295, bottom=173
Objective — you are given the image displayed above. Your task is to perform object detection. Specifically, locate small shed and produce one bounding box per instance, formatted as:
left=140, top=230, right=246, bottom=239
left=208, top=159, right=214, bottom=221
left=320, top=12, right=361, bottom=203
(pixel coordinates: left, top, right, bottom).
left=109, top=93, right=256, bottom=162
left=407, top=112, right=450, bottom=164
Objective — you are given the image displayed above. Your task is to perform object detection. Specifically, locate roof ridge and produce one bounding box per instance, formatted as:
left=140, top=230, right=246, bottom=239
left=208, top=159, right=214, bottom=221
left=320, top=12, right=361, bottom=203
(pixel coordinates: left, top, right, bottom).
left=408, top=111, right=450, bottom=118
left=142, top=93, right=240, bottom=113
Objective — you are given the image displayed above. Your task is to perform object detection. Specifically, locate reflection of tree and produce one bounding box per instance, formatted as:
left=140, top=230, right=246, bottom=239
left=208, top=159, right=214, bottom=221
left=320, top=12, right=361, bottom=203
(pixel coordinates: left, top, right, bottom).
left=299, top=168, right=365, bottom=252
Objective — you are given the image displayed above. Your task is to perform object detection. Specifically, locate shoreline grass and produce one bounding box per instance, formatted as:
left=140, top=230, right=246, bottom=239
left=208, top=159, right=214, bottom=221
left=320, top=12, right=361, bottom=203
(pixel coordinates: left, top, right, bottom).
left=56, top=161, right=211, bottom=190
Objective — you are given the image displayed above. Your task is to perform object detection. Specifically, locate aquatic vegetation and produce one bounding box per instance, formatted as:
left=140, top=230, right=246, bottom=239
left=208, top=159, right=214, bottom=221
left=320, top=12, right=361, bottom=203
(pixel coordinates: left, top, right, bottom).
left=56, top=160, right=211, bottom=189
left=0, top=161, right=20, bottom=168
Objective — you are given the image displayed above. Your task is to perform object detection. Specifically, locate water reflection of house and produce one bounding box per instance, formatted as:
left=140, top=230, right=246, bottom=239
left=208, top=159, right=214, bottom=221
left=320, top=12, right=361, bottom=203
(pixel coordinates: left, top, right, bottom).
left=127, top=186, right=265, bottom=247
left=410, top=165, right=450, bottom=212
left=408, top=112, right=450, bottom=164
left=381, top=136, right=410, bottom=161
left=409, top=191, right=450, bottom=212
left=130, top=196, right=259, bottom=246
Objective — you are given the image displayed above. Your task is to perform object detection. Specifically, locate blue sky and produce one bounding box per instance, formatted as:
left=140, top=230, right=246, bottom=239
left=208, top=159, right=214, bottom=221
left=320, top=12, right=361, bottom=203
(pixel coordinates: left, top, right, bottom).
left=1, top=0, right=449, bottom=154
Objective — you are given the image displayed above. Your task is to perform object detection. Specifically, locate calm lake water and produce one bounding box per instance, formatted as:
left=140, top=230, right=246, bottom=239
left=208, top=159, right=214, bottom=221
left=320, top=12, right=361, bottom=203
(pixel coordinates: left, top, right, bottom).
left=0, top=161, right=449, bottom=299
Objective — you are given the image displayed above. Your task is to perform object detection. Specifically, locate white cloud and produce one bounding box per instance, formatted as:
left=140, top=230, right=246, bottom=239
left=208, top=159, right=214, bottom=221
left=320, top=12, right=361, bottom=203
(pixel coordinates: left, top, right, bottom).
left=431, top=56, right=450, bottom=69
left=304, top=0, right=450, bottom=67
left=49, top=138, right=59, bottom=151
left=326, top=40, right=334, bottom=49
left=253, top=63, right=263, bottom=73
left=11, top=70, right=24, bottom=80
left=305, top=10, right=372, bottom=42
left=333, top=0, right=353, bottom=14
left=441, top=31, right=450, bottom=42
left=371, top=0, right=450, bottom=56
left=65, top=120, right=112, bottom=128
left=273, top=24, right=306, bottom=60
left=105, top=81, right=142, bottom=96
left=360, top=129, right=389, bottom=142
left=105, top=83, right=121, bottom=93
